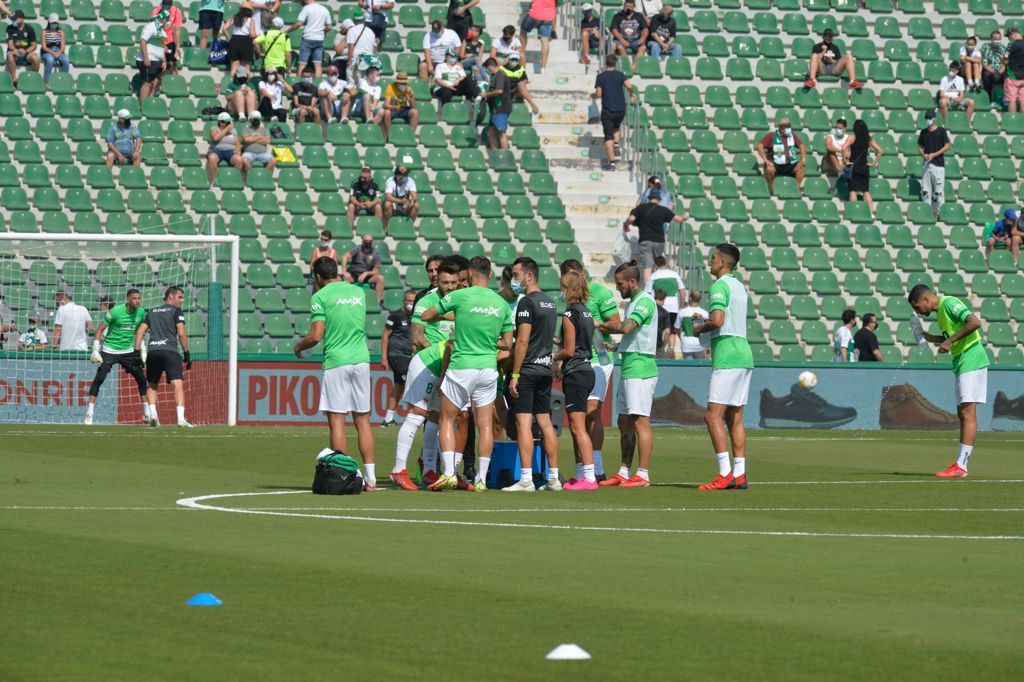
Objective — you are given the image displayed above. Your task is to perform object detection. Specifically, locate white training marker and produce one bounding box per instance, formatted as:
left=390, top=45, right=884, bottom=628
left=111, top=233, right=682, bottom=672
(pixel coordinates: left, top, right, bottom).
left=546, top=644, right=591, bottom=661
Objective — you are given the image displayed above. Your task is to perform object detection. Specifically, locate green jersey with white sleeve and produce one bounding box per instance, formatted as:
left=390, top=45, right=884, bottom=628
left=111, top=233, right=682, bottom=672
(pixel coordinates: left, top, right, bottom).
left=708, top=274, right=754, bottom=370
left=618, top=290, right=658, bottom=379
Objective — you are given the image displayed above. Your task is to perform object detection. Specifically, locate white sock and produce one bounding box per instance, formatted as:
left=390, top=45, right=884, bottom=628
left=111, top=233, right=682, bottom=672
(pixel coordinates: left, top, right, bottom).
left=384, top=409, right=395, bottom=421
left=732, top=457, right=745, bottom=478
left=593, top=449, right=604, bottom=476
left=455, top=453, right=464, bottom=473
left=86, top=402, right=95, bottom=417
left=176, top=405, right=185, bottom=422
left=637, top=468, right=649, bottom=481
left=441, top=450, right=456, bottom=476
left=364, top=463, right=376, bottom=486
left=476, top=456, right=490, bottom=484
left=583, top=464, right=595, bottom=482
left=548, top=467, right=559, bottom=481
left=618, top=465, right=630, bottom=479
left=574, top=462, right=585, bottom=480
left=394, top=413, right=425, bottom=473
left=142, top=402, right=151, bottom=420
left=423, top=421, right=439, bottom=472
left=520, top=467, right=532, bottom=483
left=716, top=452, right=732, bottom=476
left=957, top=444, right=973, bottom=470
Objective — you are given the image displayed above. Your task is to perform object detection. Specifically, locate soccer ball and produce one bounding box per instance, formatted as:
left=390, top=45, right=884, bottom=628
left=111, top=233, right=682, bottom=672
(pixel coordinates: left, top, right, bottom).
left=798, top=371, right=818, bottom=390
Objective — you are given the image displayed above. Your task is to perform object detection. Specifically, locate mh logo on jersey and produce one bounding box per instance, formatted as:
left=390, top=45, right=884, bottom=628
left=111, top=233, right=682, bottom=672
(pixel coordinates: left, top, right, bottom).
left=335, top=296, right=365, bottom=306
left=470, top=306, right=503, bottom=317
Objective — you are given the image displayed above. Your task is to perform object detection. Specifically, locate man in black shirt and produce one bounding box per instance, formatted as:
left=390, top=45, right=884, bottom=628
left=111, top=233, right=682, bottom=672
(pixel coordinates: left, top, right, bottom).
left=5, top=10, right=40, bottom=85
left=381, top=289, right=417, bottom=427
left=292, top=65, right=320, bottom=123
left=481, top=57, right=512, bottom=150
left=592, top=54, right=636, bottom=170
left=917, top=109, right=951, bottom=221
left=346, top=166, right=383, bottom=226
left=1005, top=27, right=1024, bottom=112
left=853, top=313, right=884, bottom=362
left=579, top=3, right=600, bottom=66
left=647, top=4, right=680, bottom=59
left=133, top=285, right=193, bottom=428
left=341, top=234, right=385, bottom=303
left=609, top=0, right=648, bottom=69
left=624, top=189, right=688, bottom=281
left=504, top=256, right=560, bottom=491
left=805, top=28, right=863, bottom=89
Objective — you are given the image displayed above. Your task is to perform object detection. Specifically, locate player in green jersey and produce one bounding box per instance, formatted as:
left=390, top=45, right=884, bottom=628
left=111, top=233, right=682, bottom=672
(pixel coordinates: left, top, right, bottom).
left=295, top=257, right=377, bottom=489
left=908, top=284, right=990, bottom=478
left=84, top=288, right=150, bottom=425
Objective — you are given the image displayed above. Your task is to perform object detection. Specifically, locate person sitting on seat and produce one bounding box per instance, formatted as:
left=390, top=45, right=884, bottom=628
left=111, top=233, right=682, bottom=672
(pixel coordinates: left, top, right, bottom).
left=823, top=117, right=848, bottom=174
left=959, top=35, right=983, bottom=92
left=341, top=234, right=385, bottom=304
left=240, top=111, right=275, bottom=179
left=257, top=66, right=292, bottom=122
left=938, top=60, right=976, bottom=122
left=104, top=109, right=142, bottom=168
left=347, top=167, right=383, bottom=230
left=579, top=3, right=601, bottom=66
left=382, top=70, right=419, bottom=141
left=610, top=0, right=648, bottom=70
left=206, top=112, right=246, bottom=184
left=5, top=10, right=41, bottom=86
left=432, top=48, right=481, bottom=121
left=805, top=28, right=863, bottom=89
left=987, top=208, right=1022, bottom=266
left=756, top=115, right=806, bottom=194
left=225, top=66, right=258, bottom=121
left=292, top=64, right=321, bottom=123
left=317, top=64, right=352, bottom=122
left=352, top=64, right=384, bottom=126
left=383, top=165, right=419, bottom=228
left=501, top=52, right=540, bottom=115
left=419, top=18, right=462, bottom=80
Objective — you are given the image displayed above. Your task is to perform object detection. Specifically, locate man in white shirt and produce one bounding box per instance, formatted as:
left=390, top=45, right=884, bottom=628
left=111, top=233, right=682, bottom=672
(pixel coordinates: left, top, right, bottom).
left=360, top=0, right=393, bottom=42
left=52, top=290, right=94, bottom=351
left=676, top=291, right=709, bottom=360
left=833, top=309, right=856, bottom=362
left=419, top=19, right=461, bottom=80
left=383, top=165, right=419, bottom=228
left=938, top=60, right=975, bottom=122
left=352, top=64, right=383, bottom=125
left=287, top=0, right=332, bottom=78
left=136, top=11, right=168, bottom=103
left=432, top=48, right=480, bottom=118
left=644, top=256, right=685, bottom=358
left=344, top=10, right=377, bottom=83
left=317, top=63, right=352, bottom=121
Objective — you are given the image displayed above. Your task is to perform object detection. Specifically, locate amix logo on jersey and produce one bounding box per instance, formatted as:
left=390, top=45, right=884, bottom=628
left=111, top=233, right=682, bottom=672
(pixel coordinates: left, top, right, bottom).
left=335, top=296, right=365, bottom=306
left=470, top=306, right=503, bottom=317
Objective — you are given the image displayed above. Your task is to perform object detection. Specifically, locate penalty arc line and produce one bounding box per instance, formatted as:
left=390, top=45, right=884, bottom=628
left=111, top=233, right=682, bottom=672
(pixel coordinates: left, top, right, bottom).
left=174, top=491, right=1024, bottom=541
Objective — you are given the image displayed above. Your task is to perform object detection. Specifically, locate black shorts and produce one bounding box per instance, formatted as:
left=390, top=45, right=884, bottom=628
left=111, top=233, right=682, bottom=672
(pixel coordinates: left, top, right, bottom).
left=146, top=350, right=184, bottom=384
left=667, top=312, right=678, bottom=329
left=228, top=34, right=254, bottom=64
left=136, top=59, right=164, bottom=83
left=562, top=367, right=595, bottom=413
left=601, top=110, right=625, bottom=141
left=507, top=371, right=553, bottom=415
left=166, top=42, right=178, bottom=63
left=102, top=350, right=145, bottom=373
left=388, top=353, right=411, bottom=384
left=774, top=162, right=797, bottom=177
left=198, top=9, right=224, bottom=32
left=354, top=204, right=377, bottom=216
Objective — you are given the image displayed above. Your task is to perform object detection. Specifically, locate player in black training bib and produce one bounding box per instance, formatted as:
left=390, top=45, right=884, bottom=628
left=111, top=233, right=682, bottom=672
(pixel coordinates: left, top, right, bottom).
left=381, top=289, right=416, bottom=427
left=134, top=286, right=193, bottom=428
left=503, top=257, right=561, bottom=491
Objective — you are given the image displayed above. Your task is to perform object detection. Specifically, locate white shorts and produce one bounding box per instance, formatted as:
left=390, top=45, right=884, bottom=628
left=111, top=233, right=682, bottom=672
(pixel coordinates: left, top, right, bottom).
left=440, top=368, right=499, bottom=410
left=589, top=361, right=614, bottom=402
left=955, top=367, right=988, bottom=405
left=708, top=368, right=753, bottom=407
left=400, top=353, right=440, bottom=411
left=320, top=363, right=371, bottom=414
left=615, top=376, right=657, bottom=417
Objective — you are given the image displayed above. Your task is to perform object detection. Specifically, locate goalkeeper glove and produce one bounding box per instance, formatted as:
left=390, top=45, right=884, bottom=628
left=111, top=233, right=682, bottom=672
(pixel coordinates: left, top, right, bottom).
left=90, top=340, right=102, bottom=364
left=183, top=350, right=192, bottom=370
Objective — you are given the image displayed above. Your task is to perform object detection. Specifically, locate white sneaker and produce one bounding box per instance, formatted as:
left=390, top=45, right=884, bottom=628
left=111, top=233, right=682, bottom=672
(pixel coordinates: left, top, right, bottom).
left=150, top=415, right=160, bottom=427
left=177, top=419, right=194, bottom=428
left=83, top=414, right=93, bottom=425
left=502, top=479, right=536, bottom=492
left=544, top=478, right=563, bottom=491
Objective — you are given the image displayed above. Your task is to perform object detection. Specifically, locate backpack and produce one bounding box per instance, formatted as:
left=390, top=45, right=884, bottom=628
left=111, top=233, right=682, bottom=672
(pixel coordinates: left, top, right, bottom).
left=312, top=451, right=363, bottom=495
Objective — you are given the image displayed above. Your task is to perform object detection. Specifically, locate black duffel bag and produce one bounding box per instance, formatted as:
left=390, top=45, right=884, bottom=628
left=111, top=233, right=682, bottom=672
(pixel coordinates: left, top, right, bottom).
left=312, top=451, right=363, bottom=495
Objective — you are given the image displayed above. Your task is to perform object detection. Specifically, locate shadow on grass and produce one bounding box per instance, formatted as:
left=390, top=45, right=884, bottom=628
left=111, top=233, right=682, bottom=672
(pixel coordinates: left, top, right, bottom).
left=256, top=485, right=310, bottom=491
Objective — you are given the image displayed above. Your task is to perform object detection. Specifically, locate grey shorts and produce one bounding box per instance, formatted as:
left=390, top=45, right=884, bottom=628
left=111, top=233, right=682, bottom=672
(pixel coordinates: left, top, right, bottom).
left=637, top=240, right=665, bottom=269
left=821, top=61, right=841, bottom=76
left=243, top=151, right=274, bottom=165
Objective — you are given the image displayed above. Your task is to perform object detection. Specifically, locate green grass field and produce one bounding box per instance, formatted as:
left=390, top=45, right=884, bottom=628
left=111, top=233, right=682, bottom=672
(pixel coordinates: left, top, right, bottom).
left=2, top=425, right=1023, bottom=681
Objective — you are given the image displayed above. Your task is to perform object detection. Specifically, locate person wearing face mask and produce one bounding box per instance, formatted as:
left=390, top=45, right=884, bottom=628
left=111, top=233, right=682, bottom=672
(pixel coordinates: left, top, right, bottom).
left=341, top=234, right=385, bottom=304
left=980, top=30, right=1006, bottom=104
left=579, top=4, right=601, bottom=66
left=344, top=9, right=376, bottom=83
left=960, top=35, right=983, bottom=92
left=317, top=65, right=352, bottom=122
left=623, top=189, right=688, bottom=283
left=647, top=4, right=681, bottom=60
left=420, top=18, right=462, bottom=80
left=459, top=26, right=484, bottom=79
left=352, top=64, right=384, bottom=126
left=805, top=28, right=863, bottom=90
left=40, top=13, right=69, bottom=83
left=918, top=108, right=950, bottom=221
left=105, top=109, right=143, bottom=168
left=937, top=60, right=975, bottom=122
left=309, top=230, right=339, bottom=269
left=347, top=167, right=383, bottom=228
left=292, top=65, right=321, bottom=122
left=491, top=24, right=523, bottom=63
left=382, top=71, right=419, bottom=140
left=381, top=289, right=418, bottom=428
left=136, top=11, right=169, bottom=103
left=224, top=66, right=257, bottom=120
left=221, top=2, right=256, bottom=78
left=432, top=48, right=481, bottom=117
left=206, top=112, right=246, bottom=184
left=823, top=118, right=848, bottom=175
left=257, top=66, right=292, bottom=121
left=4, top=10, right=40, bottom=85
left=756, top=116, right=806, bottom=195
left=610, top=0, right=649, bottom=70
left=240, top=111, right=275, bottom=178
left=254, top=16, right=291, bottom=74
left=383, top=165, right=420, bottom=229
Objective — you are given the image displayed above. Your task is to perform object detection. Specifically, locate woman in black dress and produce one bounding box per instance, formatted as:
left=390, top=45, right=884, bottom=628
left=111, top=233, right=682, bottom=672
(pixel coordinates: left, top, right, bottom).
left=843, top=118, right=884, bottom=217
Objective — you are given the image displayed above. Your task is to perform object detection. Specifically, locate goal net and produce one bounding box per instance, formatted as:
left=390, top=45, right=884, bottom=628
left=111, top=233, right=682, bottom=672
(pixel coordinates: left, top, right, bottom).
left=0, top=234, right=239, bottom=426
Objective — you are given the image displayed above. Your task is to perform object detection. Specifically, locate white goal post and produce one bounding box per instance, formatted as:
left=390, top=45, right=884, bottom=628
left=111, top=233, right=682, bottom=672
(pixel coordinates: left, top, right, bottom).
left=0, top=233, right=240, bottom=426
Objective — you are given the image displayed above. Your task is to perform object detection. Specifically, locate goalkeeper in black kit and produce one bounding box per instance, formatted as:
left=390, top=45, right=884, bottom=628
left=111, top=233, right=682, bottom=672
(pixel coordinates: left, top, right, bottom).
left=134, top=286, right=194, bottom=428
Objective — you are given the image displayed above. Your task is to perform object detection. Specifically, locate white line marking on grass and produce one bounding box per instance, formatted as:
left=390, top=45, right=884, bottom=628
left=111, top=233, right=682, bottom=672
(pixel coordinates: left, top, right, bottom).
left=0, top=506, right=180, bottom=510
left=238, top=506, right=1024, bottom=513
left=175, top=491, right=1024, bottom=541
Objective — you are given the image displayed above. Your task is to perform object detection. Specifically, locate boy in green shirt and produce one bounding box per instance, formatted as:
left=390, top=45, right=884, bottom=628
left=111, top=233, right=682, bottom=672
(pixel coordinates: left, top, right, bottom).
left=85, top=289, right=150, bottom=426
left=295, top=257, right=377, bottom=489
left=908, top=284, right=989, bottom=478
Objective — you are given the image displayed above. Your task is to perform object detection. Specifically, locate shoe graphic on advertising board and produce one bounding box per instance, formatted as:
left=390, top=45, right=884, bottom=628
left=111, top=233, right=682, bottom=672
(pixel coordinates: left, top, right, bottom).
left=879, top=384, right=958, bottom=430
left=758, top=385, right=857, bottom=429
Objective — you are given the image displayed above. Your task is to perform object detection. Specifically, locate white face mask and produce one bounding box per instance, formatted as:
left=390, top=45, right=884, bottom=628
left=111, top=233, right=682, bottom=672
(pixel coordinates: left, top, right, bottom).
left=510, top=278, right=525, bottom=295
left=268, top=74, right=277, bottom=83
left=926, top=117, right=935, bottom=126
left=328, top=75, right=338, bottom=83
left=834, top=128, right=844, bottom=137
left=404, top=303, right=414, bottom=313
left=780, top=127, right=790, bottom=136
left=447, top=56, right=457, bottom=64
left=949, top=71, right=958, bottom=78
left=302, top=77, right=312, bottom=84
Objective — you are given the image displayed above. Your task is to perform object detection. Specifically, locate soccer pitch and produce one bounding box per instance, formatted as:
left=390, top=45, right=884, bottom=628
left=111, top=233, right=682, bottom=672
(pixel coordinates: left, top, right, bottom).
left=2, top=426, right=1022, bottom=681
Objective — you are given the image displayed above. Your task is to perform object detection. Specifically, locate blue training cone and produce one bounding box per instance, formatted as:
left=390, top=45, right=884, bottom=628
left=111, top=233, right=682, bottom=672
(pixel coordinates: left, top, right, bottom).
left=186, top=592, right=222, bottom=606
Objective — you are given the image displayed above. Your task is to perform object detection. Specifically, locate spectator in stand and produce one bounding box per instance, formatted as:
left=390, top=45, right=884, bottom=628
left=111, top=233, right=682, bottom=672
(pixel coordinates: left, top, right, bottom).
left=447, top=0, right=479, bottom=41
left=383, top=165, right=420, bottom=229
left=853, top=313, right=883, bottom=362
left=823, top=117, right=848, bottom=175
left=250, top=1, right=281, bottom=37
left=579, top=3, right=601, bottom=66
left=309, top=230, right=339, bottom=268
left=756, top=115, right=806, bottom=194
left=459, top=26, right=484, bottom=79
left=225, top=66, right=258, bottom=121
left=501, top=52, right=540, bottom=115
left=257, top=66, right=291, bottom=121
left=292, top=65, right=321, bottom=122
left=17, top=314, right=47, bottom=351
left=420, top=18, right=461, bottom=81
left=286, top=0, right=333, bottom=79
left=347, top=167, right=384, bottom=228
left=198, top=0, right=225, bottom=49
left=52, top=290, right=93, bottom=352
left=623, top=189, right=688, bottom=283
left=986, top=209, right=1021, bottom=265
left=638, top=176, right=674, bottom=210
left=381, top=289, right=417, bottom=427
left=361, top=0, right=394, bottom=43
left=610, top=0, right=648, bottom=69
left=151, top=0, right=183, bottom=76
left=254, top=16, right=291, bottom=74
left=841, top=119, right=883, bottom=218
left=959, top=35, right=983, bottom=92
left=676, top=290, right=709, bottom=360
left=240, top=111, right=276, bottom=178
left=433, top=48, right=480, bottom=116
left=1005, top=27, right=1024, bottom=113
left=592, top=53, right=636, bottom=170
left=341, top=234, right=386, bottom=304
left=981, top=30, right=1006, bottom=105
left=137, top=11, right=168, bottom=103
left=5, top=10, right=40, bottom=86
left=318, top=63, right=353, bottom=122
left=352, top=64, right=384, bottom=126
left=833, top=309, right=857, bottom=362
left=482, top=57, right=512, bottom=149
left=654, top=288, right=669, bottom=356
left=521, top=0, right=555, bottom=72
left=344, top=11, right=377, bottom=84
left=647, top=4, right=681, bottom=59
left=40, top=14, right=69, bottom=84
left=206, top=112, right=246, bottom=184
left=645, top=256, right=685, bottom=358
left=222, top=2, right=256, bottom=78
left=105, top=109, right=143, bottom=167
left=492, top=24, right=523, bottom=63
left=805, top=28, right=864, bottom=89
left=918, top=108, right=950, bottom=220
left=382, top=71, right=418, bottom=140
left=938, top=60, right=975, bottom=122
left=330, top=19, right=354, bottom=78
